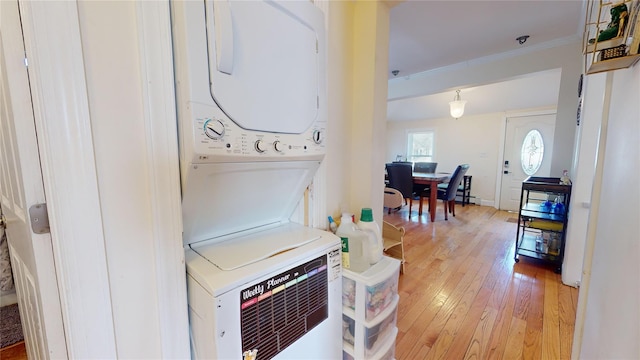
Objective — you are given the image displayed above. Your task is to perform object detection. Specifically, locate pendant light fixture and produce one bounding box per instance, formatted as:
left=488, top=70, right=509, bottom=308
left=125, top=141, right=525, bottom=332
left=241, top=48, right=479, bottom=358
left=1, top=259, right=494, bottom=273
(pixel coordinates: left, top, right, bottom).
left=449, top=89, right=466, bottom=119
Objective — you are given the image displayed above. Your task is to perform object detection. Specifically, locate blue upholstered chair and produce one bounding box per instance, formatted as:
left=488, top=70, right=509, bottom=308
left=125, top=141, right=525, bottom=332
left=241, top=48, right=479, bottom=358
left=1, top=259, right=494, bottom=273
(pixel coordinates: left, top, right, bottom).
left=420, top=164, right=469, bottom=220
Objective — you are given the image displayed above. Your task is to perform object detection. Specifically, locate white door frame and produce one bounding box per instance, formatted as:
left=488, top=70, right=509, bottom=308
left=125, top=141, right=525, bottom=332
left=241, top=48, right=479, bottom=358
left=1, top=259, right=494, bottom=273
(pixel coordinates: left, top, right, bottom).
left=495, top=108, right=557, bottom=211
left=18, top=1, right=117, bottom=356
left=133, top=2, right=191, bottom=356
left=13, top=1, right=189, bottom=357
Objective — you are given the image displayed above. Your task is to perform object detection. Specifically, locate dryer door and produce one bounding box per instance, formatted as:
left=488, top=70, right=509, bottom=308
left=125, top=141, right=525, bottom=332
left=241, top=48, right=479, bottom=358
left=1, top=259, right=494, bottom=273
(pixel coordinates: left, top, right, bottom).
left=205, top=0, right=323, bottom=134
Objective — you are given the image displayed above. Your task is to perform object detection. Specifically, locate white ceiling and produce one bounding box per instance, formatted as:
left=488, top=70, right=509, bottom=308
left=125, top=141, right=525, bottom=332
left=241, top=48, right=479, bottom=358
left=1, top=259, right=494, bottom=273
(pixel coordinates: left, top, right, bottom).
left=387, top=68, right=562, bottom=121
left=387, top=0, right=585, bottom=121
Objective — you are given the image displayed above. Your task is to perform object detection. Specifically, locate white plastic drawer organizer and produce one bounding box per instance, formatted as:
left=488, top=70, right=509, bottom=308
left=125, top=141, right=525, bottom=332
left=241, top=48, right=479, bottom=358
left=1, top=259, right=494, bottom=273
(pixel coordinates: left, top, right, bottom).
left=342, top=256, right=401, bottom=360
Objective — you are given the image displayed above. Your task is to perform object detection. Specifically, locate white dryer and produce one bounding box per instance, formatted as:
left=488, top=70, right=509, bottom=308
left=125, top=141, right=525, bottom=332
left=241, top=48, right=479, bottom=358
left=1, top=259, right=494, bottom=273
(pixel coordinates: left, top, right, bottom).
left=170, top=1, right=340, bottom=359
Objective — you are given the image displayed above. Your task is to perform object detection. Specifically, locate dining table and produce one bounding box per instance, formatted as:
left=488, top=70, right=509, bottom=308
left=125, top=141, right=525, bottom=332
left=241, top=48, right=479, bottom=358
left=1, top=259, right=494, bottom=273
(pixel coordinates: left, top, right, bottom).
left=413, top=173, right=450, bottom=222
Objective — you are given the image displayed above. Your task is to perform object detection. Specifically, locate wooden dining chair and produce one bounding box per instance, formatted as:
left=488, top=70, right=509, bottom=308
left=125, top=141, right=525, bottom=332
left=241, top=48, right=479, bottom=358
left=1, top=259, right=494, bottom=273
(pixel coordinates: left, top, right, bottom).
left=420, top=164, right=469, bottom=220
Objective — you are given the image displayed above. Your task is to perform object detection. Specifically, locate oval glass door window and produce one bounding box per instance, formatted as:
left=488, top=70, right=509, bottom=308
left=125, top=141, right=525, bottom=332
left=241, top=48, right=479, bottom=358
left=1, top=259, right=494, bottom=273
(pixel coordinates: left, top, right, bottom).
left=521, top=129, right=544, bottom=175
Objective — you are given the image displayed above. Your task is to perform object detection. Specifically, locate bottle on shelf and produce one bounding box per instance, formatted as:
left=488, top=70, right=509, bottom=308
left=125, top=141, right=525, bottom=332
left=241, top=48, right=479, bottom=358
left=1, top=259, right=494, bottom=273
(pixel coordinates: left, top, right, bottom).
left=336, top=213, right=370, bottom=273
left=549, top=233, right=560, bottom=256
left=552, top=197, right=565, bottom=214
left=356, top=208, right=383, bottom=265
left=328, top=216, right=338, bottom=233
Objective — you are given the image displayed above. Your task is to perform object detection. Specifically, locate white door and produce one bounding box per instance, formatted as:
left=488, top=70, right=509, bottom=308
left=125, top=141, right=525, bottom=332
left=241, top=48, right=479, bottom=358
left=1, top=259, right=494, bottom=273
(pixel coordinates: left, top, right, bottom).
left=0, top=1, right=67, bottom=357
left=499, top=113, right=556, bottom=211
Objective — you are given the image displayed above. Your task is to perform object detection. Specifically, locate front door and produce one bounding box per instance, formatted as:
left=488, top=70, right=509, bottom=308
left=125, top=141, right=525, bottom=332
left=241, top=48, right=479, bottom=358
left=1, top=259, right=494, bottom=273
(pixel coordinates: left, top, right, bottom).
left=0, top=0, right=67, bottom=357
left=499, top=113, right=556, bottom=211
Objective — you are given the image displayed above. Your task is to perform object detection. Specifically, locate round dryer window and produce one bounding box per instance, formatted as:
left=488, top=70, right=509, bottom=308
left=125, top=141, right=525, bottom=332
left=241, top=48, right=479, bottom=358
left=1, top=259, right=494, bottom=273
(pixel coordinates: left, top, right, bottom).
left=205, top=0, right=322, bottom=134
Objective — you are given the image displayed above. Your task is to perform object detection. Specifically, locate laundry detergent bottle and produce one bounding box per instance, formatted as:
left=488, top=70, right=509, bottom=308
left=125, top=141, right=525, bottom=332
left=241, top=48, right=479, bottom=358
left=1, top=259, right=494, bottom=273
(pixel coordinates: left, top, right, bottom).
left=357, top=208, right=383, bottom=264
left=336, top=213, right=370, bottom=273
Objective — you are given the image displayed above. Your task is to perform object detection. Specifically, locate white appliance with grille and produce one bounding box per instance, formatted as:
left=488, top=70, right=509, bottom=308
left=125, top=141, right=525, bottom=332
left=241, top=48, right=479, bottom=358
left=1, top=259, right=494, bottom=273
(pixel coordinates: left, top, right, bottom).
left=171, top=1, right=340, bottom=359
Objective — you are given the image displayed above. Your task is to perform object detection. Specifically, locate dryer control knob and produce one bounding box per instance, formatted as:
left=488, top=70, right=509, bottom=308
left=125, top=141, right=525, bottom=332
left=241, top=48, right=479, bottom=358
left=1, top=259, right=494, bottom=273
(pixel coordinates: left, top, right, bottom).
left=312, top=129, right=323, bottom=144
left=204, top=119, right=225, bottom=139
left=273, top=140, right=284, bottom=152
left=255, top=140, right=267, bottom=153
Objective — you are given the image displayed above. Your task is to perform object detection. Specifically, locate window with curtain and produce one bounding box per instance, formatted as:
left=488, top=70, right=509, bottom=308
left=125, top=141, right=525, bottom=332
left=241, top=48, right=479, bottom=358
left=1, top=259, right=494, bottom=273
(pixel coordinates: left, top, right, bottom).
left=406, top=130, right=435, bottom=163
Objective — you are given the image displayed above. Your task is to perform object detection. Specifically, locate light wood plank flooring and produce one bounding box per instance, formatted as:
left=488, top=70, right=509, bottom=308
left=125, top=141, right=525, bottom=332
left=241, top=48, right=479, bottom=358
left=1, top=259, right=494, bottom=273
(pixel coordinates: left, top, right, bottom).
left=384, top=202, right=578, bottom=360
left=1, top=203, right=578, bottom=360
left=0, top=341, right=26, bottom=360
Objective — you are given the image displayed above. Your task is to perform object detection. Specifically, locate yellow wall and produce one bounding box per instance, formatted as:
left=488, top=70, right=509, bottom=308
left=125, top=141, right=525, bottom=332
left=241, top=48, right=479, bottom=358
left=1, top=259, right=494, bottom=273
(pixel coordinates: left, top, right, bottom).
left=325, top=0, right=390, bottom=224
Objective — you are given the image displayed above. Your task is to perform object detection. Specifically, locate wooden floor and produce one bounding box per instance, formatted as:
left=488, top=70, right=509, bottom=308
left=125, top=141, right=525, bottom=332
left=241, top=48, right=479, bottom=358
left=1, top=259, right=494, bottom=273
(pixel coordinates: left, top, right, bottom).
left=385, top=202, right=579, bottom=360
left=0, top=341, right=26, bottom=360
left=0, top=203, right=578, bottom=360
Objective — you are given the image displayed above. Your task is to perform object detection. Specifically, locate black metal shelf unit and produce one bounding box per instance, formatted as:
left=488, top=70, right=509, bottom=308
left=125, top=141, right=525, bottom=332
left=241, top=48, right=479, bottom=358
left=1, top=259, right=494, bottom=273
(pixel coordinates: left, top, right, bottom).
left=514, top=176, right=572, bottom=273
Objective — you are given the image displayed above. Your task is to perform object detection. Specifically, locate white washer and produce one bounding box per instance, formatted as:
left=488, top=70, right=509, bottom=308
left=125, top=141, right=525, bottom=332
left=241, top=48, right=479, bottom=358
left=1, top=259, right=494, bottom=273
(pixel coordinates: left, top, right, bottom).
left=171, top=1, right=340, bottom=359
left=186, top=223, right=342, bottom=360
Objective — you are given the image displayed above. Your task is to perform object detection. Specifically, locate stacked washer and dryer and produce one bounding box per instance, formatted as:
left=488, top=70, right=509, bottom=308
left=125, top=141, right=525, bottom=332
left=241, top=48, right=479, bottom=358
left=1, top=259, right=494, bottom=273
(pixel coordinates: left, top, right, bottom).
left=170, top=1, right=342, bottom=359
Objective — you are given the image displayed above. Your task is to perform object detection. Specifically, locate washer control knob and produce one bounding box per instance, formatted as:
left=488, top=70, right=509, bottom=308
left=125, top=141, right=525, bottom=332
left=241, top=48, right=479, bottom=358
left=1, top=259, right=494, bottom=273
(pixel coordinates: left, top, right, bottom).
left=204, top=119, right=225, bottom=139
left=312, top=129, right=323, bottom=144
left=255, top=140, right=267, bottom=153
left=273, top=140, right=284, bottom=152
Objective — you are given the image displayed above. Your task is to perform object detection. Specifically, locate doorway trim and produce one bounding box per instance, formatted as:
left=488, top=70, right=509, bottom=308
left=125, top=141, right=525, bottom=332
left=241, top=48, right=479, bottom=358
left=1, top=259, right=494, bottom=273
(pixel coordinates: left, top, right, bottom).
left=19, top=1, right=117, bottom=356
left=134, top=1, right=191, bottom=356
left=16, top=1, right=189, bottom=357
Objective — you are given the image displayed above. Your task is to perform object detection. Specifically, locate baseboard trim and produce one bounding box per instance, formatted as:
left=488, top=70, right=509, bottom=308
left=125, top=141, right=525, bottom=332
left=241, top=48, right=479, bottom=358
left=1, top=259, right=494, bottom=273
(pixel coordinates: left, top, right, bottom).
left=480, top=199, right=496, bottom=207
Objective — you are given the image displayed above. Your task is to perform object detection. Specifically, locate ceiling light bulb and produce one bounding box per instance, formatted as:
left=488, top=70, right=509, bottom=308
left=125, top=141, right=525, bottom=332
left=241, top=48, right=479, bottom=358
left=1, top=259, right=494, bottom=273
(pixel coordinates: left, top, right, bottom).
left=449, top=90, right=466, bottom=119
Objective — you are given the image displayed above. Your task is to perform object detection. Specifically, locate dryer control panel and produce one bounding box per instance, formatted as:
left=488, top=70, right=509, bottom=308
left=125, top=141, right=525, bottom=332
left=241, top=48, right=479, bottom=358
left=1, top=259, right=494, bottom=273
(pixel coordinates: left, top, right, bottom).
left=185, top=102, right=326, bottom=163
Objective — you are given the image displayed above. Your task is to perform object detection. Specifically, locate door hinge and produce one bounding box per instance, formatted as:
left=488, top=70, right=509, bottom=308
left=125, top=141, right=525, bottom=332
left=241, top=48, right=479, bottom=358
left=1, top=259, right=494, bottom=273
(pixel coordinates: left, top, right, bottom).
left=29, top=203, right=50, bottom=234
left=24, top=57, right=28, bottom=67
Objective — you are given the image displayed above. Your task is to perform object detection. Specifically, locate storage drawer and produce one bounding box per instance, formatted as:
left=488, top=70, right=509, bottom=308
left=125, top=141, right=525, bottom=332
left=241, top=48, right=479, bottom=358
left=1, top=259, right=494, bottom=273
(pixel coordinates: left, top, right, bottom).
left=343, top=326, right=398, bottom=360
left=375, top=328, right=397, bottom=360
left=342, top=295, right=398, bottom=356
left=343, top=256, right=400, bottom=321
